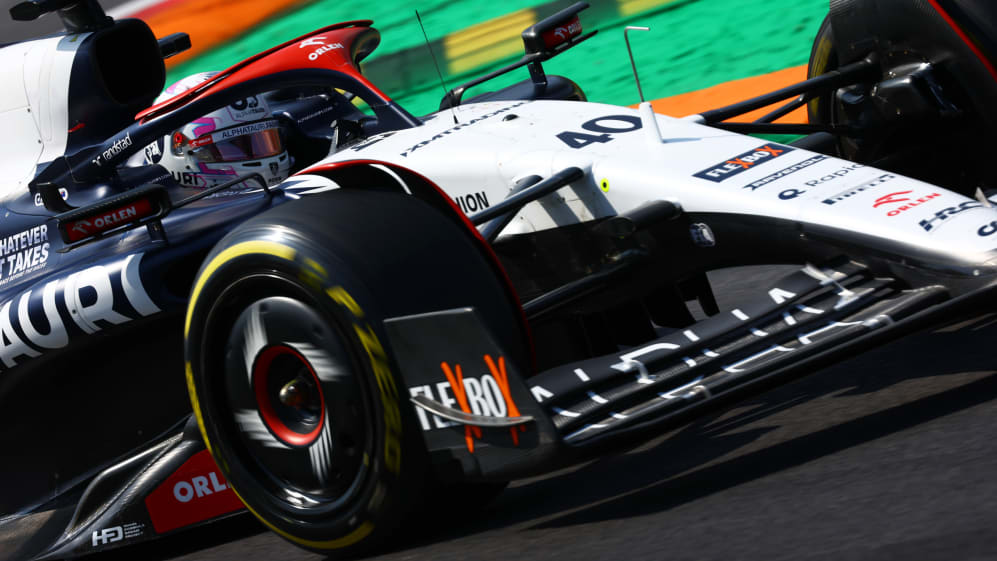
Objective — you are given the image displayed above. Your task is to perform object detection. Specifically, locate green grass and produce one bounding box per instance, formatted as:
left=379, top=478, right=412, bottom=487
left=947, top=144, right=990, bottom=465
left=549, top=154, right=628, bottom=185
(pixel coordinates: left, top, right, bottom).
left=168, top=0, right=828, bottom=116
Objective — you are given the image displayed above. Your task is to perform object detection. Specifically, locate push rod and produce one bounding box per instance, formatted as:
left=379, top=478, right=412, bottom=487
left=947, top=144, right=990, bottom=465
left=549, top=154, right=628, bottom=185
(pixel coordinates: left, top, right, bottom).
left=699, top=57, right=877, bottom=124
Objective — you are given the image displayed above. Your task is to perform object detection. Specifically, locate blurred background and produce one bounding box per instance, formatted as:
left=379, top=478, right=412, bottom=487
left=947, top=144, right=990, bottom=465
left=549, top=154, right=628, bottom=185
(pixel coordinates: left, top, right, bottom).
left=2, top=0, right=826, bottom=117
left=5, top=3, right=997, bottom=561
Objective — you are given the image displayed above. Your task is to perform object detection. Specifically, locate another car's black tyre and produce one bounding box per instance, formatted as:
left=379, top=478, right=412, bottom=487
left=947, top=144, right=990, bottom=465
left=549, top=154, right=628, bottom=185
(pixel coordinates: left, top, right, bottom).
left=806, top=1, right=997, bottom=190
left=185, top=189, right=528, bottom=557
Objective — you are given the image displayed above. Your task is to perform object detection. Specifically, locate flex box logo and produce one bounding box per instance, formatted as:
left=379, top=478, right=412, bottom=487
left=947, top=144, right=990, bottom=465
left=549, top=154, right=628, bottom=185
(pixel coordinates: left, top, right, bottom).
left=694, top=145, right=794, bottom=182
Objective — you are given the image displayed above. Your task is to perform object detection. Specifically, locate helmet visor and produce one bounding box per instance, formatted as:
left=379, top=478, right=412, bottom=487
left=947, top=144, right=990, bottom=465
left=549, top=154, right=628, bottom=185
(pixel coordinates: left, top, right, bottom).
left=188, top=125, right=283, bottom=163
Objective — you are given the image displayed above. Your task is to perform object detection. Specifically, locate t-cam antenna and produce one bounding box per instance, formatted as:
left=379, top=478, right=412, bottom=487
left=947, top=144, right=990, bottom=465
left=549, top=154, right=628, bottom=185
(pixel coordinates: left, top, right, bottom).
left=416, top=10, right=459, bottom=124
left=624, top=26, right=650, bottom=102
left=623, top=26, right=664, bottom=144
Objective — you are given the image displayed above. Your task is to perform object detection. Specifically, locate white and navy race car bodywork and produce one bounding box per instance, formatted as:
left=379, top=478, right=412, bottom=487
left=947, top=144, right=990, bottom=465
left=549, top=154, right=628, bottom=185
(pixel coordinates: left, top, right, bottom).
left=301, top=97, right=997, bottom=269
left=3, top=0, right=997, bottom=559
left=286, top=87, right=997, bottom=479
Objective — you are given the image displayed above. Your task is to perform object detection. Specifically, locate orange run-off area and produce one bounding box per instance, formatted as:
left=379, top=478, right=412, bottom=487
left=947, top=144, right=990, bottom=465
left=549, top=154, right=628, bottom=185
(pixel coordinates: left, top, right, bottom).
left=132, top=0, right=309, bottom=67
left=643, top=65, right=809, bottom=122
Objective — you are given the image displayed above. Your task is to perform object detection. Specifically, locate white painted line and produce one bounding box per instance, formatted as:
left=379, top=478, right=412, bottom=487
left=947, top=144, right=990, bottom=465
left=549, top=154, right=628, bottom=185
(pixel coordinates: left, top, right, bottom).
left=553, top=407, right=580, bottom=418
left=587, top=391, right=608, bottom=404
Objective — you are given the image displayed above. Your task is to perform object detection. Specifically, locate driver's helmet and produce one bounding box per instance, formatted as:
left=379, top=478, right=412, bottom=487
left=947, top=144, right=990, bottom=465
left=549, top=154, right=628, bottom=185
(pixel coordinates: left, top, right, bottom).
left=144, top=71, right=290, bottom=189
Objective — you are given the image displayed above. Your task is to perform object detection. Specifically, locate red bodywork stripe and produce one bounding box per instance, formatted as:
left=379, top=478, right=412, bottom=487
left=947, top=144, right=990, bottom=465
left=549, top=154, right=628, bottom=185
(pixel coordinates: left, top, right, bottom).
left=925, top=0, right=997, bottom=83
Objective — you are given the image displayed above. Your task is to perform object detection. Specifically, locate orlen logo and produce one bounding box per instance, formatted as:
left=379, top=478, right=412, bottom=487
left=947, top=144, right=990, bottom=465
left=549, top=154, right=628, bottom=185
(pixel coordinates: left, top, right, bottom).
left=65, top=198, right=155, bottom=242
left=299, top=36, right=325, bottom=48
left=542, top=16, right=582, bottom=48
left=693, top=145, right=793, bottom=182
left=872, top=190, right=941, bottom=216
left=298, top=36, right=343, bottom=61
left=173, top=471, right=228, bottom=502
left=145, top=450, right=244, bottom=534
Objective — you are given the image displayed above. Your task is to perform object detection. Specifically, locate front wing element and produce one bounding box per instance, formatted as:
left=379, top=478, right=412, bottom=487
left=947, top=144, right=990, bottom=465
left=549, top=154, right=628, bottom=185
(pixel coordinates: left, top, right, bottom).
left=385, top=260, right=990, bottom=481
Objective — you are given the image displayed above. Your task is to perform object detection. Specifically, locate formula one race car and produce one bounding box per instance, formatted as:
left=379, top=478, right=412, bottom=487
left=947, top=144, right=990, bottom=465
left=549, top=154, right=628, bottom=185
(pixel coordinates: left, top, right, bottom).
left=2, top=0, right=997, bottom=559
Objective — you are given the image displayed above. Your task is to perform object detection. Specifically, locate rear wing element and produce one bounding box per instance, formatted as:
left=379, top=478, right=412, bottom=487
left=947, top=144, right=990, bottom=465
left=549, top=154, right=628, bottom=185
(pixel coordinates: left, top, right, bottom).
left=440, top=2, right=596, bottom=109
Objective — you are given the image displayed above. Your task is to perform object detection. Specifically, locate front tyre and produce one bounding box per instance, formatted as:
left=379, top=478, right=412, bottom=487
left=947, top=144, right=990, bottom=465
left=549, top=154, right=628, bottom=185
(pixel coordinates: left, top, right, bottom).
left=185, top=189, right=527, bottom=556
left=806, top=3, right=997, bottom=191
left=806, top=15, right=837, bottom=141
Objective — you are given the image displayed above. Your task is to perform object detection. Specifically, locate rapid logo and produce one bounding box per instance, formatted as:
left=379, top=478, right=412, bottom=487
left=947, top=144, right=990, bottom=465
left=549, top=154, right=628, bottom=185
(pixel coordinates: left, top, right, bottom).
left=919, top=201, right=983, bottom=232
left=873, top=190, right=941, bottom=216
left=744, top=155, right=827, bottom=191
left=145, top=449, right=243, bottom=534
left=821, top=174, right=895, bottom=205
left=0, top=253, right=159, bottom=371
left=803, top=162, right=863, bottom=187
left=0, top=226, right=49, bottom=285
left=693, top=145, right=793, bottom=182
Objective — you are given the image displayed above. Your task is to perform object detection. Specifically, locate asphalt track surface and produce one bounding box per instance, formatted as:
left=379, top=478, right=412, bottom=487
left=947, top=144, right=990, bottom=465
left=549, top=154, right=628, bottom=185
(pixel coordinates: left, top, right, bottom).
left=75, top=266, right=997, bottom=561
left=4, top=5, right=997, bottom=561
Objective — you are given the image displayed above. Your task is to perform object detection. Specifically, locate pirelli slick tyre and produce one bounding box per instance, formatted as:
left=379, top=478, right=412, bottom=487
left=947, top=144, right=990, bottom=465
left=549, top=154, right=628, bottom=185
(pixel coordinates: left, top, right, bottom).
left=806, top=15, right=836, bottom=131
left=808, top=2, right=997, bottom=189
left=184, top=189, right=527, bottom=557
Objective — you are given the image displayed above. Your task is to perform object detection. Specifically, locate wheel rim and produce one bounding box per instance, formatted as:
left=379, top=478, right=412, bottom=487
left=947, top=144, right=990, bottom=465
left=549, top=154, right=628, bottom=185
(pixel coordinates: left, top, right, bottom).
left=214, top=285, right=376, bottom=515
left=253, top=344, right=326, bottom=447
